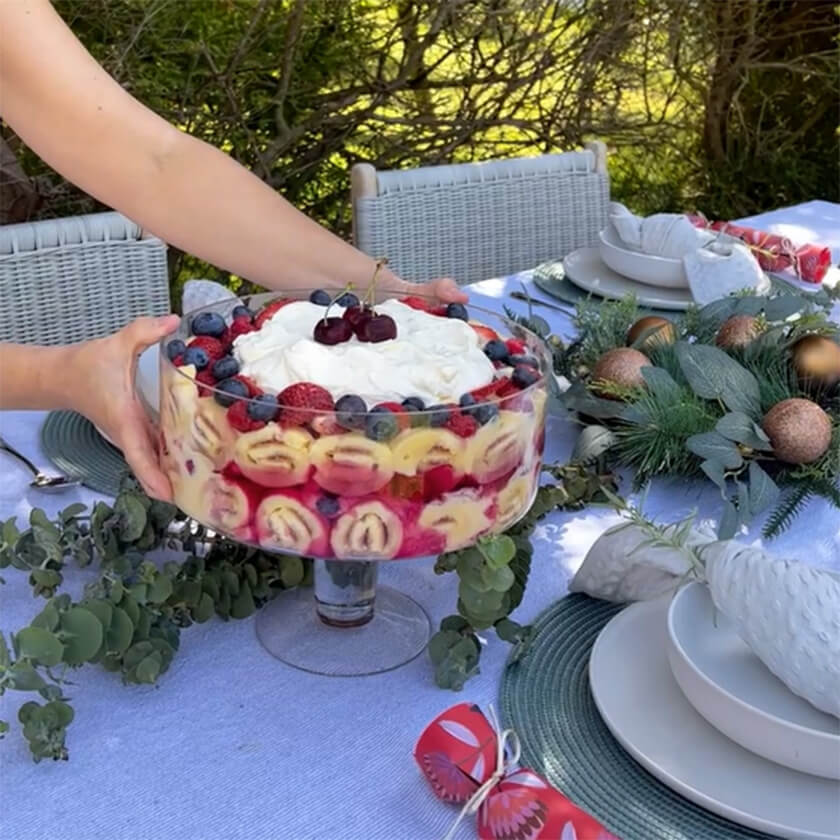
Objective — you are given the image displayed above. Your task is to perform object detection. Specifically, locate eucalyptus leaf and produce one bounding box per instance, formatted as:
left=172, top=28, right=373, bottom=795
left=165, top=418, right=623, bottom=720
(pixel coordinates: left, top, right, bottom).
left=700, top=459, right=727, bottom=490
left=718, top=500, right=739, bottom=540
left=146, top=574, right=173, bottom=605
left=686, top=432, right=743, bottom=469
left=736, top=480, right=752, bottom=527
left=478, top=536, right=515, bottom=569
left=30, top=603, right=60, bottom=632
left=230, top=580, right=255, bottom=619
left=105, top=607, right=134, bottom=655
left=562, top=382, right=627, bottom=420
left=7, top=662, right=47, bottom=691
left=0, top=633, right=10, bottom=668
left=698, top=297, right=739, bottom=324
left=641, top=366, right=681, bottom=401
left=439, top=615, right=470, bottom=633
left=733, top=296, right=765, bottom=317
left=114, top=494, right=147, bottom=543
left=763, top=295, right=809, bottom=322
left=675, top=342, right=761, bottom=417
left=193, top=592, right=215, bottom=623
left=120, top=594, right=140, bottom=626
left=80, top=599, right=113, bottom=632
left=59, top=503, right=87, bottom=523
left=133, top=654, right=161, bottom=684
left=494, top=618, right=528, bottom=643
left=748, top=461, right=780, bottom=516
left=59, top=608, right=104, bottom=665
left=122, top=641, right=154, bottom=671
left=716, top=412, right=773, bottom=450
left=279, top=556, right=304, bottom=588
left=15, top=627, right=64, bottom=667
left=571, top=425, right=617, bottom=464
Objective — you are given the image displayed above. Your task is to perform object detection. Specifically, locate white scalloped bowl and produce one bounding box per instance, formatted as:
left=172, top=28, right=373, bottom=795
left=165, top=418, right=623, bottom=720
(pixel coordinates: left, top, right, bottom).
left=667, top=582, right=840, bottom=780
left=598, top=227, right=688, bottom=289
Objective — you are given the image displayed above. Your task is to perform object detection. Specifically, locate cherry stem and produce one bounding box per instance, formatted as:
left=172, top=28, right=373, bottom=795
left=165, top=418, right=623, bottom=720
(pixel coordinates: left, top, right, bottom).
left=323, top=281, right=355, bottom=323
left=365, top=258, right=388, bottom=307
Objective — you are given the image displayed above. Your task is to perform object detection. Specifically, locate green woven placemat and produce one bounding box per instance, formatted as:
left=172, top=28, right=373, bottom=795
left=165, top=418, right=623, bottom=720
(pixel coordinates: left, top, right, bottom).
left=41, top=410, right=128, bottom=496
left=499, top=594, right=771, bottom=840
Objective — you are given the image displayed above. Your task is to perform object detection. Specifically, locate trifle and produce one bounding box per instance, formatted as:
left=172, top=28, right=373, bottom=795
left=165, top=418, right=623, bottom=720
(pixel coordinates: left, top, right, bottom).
left=158, top=286, right=548, bottom=675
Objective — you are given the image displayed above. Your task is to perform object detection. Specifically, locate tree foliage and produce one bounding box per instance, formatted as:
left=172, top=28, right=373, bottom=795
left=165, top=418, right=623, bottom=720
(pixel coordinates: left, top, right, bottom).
left=2, top=0, right=836, bottom=292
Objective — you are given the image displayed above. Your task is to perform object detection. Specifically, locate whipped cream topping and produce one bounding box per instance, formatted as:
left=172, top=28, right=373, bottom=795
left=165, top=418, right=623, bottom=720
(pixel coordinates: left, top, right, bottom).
left=232, top=299, right=496, bottom=404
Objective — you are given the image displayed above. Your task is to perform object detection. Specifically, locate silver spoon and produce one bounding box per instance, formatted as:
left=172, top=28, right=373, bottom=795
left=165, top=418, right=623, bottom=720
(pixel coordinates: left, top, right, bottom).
left=509, top=290, right=576, bottom=316
left=0, top=437, right=80, bottom=492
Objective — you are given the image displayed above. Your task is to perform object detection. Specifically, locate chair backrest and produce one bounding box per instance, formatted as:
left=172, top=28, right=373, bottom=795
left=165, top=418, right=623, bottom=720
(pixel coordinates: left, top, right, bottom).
left=0, top=211, right=170, bottom=345
left=351, top=142, right=609, bottom=285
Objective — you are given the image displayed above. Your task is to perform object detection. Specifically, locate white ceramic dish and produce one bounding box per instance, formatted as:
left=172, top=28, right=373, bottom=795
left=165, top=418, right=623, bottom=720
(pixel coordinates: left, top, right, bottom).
left=563, top=247, right=694, bottom=310
left=598, top=227, right=689, bottom=289
left=668, top=582, right=840, bottom=780
left=589, top=597, right=840, bottom=840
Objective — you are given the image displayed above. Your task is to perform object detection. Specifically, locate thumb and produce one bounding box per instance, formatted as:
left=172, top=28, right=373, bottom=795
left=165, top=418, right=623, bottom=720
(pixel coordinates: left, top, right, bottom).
left=124, top=314, right=181, bottom=350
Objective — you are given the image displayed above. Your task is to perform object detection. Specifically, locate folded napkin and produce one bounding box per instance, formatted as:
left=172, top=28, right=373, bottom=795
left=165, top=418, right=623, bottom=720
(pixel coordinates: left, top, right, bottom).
left=683, top=239, right=771, bottom=305
left=609, top=202, right=714, bottom=258
left=688, top=216, right=831, bottom=284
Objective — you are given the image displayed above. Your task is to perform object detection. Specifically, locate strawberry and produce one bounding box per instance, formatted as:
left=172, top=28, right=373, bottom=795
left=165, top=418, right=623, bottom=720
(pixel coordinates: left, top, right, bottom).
left=506, top=337, right=527, bottom=355
left=187, top=335, right=225, bottom=361
left=469, top=378, right=508, bottom=402
left=311, top=415, right=344, bottom=437
left=422, top=465, right=460, bottom=499
left=470, top=323, right=499, bottom=344
left=374, top=401, right=410, bottom=432
left=400, top=296, right=432, bottom=312
left=228, top=316, right=256, bottom=341
left=278, top=382, right=334, bottom=427
left=195, top=369, right=216, bottom=397
left=445, top=411, right=478, bottom=438
left=227, top=400, right=266, bottom=432
left=431, top=305, right=448, bottom=316
left=254, top=298, right=294, bottom=329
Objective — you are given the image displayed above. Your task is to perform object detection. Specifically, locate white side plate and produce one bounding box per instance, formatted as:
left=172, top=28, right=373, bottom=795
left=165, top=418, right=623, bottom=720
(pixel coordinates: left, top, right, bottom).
left=589, top=597, right=840, bottom=840
left=563, top=247, right=694, bottom=310
left=668, top=582, right=840, bottom=780
left=598, top=227, right=688, bottom=289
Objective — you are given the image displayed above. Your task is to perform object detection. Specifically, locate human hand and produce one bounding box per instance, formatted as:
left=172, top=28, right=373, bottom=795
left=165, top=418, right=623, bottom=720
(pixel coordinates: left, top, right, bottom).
left=411, top=277, right=468, bottom=303
left=66, top=315, right=180, bottom=500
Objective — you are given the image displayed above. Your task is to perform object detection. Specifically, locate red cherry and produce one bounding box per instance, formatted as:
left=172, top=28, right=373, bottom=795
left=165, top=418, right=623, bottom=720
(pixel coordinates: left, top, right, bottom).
left=357, top=314, right=397, bottom=343
left=343, top=305, right=373, bottom=332
left=313, top=316, right=353, bottom=345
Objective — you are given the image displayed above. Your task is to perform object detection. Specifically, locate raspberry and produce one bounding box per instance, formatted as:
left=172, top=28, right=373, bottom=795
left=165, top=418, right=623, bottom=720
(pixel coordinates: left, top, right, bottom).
left=254, top=298, right=294, bottom=329
left=400, top=296, right=432, bottom=312
left=506, top=338, right=527, bottom=355
left=227, top=400, right=265, bottom=432
left=187, top=335, right=225, bottom=361
left=228, top=317, right=256, bottom=341
left=446, top=411, right=479, bottom=438
left=195, top=369, right=216, bottom=397
left=278, top=382, right=334, bottom=427
left=422, top=465, right=459, bottom=499
left=469, top=378, right=507, bottom=402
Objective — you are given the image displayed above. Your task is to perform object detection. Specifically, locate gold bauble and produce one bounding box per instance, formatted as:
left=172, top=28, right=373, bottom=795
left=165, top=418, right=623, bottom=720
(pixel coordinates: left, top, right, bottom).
left=792, top=335, right=840, bottom=389
left=592, top=348, right=650, bottom=398
left=715, top=315, right=760, bottom=350
left=626, top=316, right=676, bottom=351
left=762, top=398, right=832, bottom=465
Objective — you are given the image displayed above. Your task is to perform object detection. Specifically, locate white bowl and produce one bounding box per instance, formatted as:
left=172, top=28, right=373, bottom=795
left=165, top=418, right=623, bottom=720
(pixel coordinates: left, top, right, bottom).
left=667, top=582, right=840, bottom=780
left=598, top=227, right=688, bottom=289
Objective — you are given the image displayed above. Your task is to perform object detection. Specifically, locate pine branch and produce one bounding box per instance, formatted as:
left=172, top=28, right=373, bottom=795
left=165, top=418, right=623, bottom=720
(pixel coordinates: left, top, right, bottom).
left=763, top=481, right=814, bottom=539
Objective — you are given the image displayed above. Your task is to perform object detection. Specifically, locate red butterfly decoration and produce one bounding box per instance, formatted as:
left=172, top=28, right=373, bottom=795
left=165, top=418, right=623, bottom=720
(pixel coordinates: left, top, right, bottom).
left=415, top=703, right=620, bottom=840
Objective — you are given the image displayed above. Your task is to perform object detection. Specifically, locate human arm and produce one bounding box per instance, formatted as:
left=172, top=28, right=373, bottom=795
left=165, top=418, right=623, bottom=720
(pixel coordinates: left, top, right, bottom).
left=0, top=0, right=464, bottom=301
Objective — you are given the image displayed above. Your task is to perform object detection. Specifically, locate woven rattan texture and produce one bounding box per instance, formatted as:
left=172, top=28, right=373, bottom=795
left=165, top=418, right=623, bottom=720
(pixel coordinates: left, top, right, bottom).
left=355, top=168, right=608, bottom=284
left=0, top=212, right=170, bottom=345
left=500, top=594, right=771, bottom=840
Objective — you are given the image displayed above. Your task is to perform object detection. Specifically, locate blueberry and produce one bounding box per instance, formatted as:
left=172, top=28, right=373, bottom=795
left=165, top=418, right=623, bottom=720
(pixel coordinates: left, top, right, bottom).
left=166, top=339, right=186, bottom=361
left=365, top=406, right=399, bottom=441
left=446, top=303, right=469, bottom=321
left=401, top=396, right=426, bottom=412
left=426, top=404, right=452, bottom=427
left=191, top=311, right=227, bottom=337
left=232, top=305, right=253, bottom=320
left=182, top=346, right=210, bottom=370
left=458, top=393, right=477, bottom=416
left=213, top=377, right=250, bottom=407
left=335, top=394, right=367, bottom=429
left=473, top=403, right=500, bottom=425
left=512, top=365, right=540, bottom=388
left=483, top=339, right=509, bottom=362
left=212, top=355, right=240, bottom=380
left=336, top=292, right=360, bottom=308
left=316, top=495, right=341, bottom=518
left=309, top=289, right=332, bottom=306
left=247, top=393, right=279, bottom=422
left=509, top=354, right=539, bottom=368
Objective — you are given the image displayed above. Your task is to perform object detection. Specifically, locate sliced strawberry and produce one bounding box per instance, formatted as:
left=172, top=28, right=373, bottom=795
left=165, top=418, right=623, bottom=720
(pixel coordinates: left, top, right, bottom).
left=227, top=400, right=266, bottom=432
left=506, top=338, right=527, bottom=355
left=470, top=323, right=499, bottom=344
left=195, top=369, right=216, bottom=397
left=278, top=382, right=334, bottom=427
left=187, top=335, right=225, bottom=361
left=422, top=464, right=460, bottom=499
left=254, top=298, right=294, bottom=329
left=374, top=401, right=411, bottom=432
left=311, top=415, right=344, bottom=437
left=228, top=316, right=256, bottom=341
left=400, top=296, right=433, bottom=312
left=469, top=378, right=508, bottom=402
left=445, top=412, right=478, bottom=438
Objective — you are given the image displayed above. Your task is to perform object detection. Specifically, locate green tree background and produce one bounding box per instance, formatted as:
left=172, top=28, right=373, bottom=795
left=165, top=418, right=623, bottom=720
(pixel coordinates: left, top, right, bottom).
left=2, top=0, right=837, bottom=295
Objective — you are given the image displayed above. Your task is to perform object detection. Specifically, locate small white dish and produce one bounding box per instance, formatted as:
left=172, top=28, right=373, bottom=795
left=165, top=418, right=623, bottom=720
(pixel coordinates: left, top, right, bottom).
left=563, top=247, right=694, bottom=310
left=589, top=596, right=840, bottom=840
left=668, top=582, right=840, bottom=780
left=598, top=227, right=688, bottom=289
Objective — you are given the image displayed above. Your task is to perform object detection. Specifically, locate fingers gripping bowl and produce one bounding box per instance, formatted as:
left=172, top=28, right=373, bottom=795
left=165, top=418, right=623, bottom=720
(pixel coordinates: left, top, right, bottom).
left=158, top=289, right=549, bottom=561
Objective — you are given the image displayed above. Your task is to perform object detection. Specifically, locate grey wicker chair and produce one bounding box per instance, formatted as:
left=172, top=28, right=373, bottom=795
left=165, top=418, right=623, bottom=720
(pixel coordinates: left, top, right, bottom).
left=351, top=142, right=609, bottom=285
left=0, top=211, right=170, bottom=345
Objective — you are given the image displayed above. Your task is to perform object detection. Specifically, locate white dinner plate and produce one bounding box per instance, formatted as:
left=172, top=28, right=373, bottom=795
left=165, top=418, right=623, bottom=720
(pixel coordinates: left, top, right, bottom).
left=598, top=227, right=688, bottom=289
left=564, top=247, right=694, bottom=310
left=589, top=597, right=840, bottom=840
left=668, top=582, right=840, bottom=780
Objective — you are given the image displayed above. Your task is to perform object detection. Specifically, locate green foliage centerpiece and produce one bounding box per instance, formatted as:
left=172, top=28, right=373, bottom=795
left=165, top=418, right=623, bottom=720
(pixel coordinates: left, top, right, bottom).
left=555, top=283, right=840, bottom=539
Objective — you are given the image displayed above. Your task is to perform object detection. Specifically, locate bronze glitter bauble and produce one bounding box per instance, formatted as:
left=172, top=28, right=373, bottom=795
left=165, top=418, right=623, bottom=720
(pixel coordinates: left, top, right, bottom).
left=762, top=398, right=832, bottom=465
left=715, top=315, right=760, bottom=350
left=592, top=348, right=650, bottom=398
left=626, top=316, right=677, bottom=352
left=792, top=335, right=840, bottom=389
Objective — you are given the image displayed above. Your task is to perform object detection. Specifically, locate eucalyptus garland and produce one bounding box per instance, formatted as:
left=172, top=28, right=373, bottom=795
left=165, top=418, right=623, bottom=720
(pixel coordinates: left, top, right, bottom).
left=548, top=280, right=840, bottom=539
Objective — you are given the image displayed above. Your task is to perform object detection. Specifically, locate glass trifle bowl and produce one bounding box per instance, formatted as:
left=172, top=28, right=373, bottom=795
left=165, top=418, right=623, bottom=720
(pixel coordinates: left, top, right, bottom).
left=158, top=287, right=548, bottom=676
